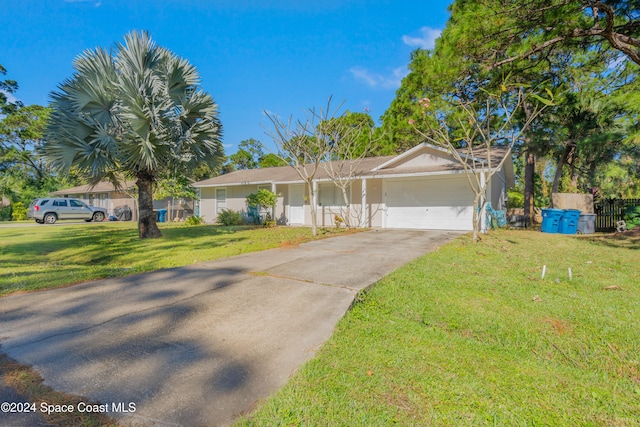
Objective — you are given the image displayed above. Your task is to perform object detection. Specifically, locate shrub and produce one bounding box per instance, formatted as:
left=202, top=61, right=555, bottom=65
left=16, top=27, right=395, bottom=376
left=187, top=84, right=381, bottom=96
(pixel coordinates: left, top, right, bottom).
left=0, top=204, right=11, bottom=221
left=11, top=202, right=27, bottom=221
left=506, top=189, right=524, bottom=209
left=624, top=205, right=640, bottom=230
left=216, top=209, right=244, bottom=226
left=184, top=215, right=205, bottom=226
left=246, top=189, right=278, bottom=225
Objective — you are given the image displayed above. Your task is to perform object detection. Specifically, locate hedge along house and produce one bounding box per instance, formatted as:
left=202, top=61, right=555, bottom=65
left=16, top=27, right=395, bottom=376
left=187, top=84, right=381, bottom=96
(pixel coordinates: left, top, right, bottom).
left=51, top=181, right=196, bottom=222
left=193, top=143, right=515, bottom=231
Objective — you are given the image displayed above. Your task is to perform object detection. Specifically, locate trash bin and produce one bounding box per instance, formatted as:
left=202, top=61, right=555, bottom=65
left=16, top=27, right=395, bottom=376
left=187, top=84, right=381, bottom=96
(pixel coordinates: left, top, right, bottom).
left=559, top=209, right=581, bottom=234
left=157, top=209, right=167, bottom=223
left=114, top=205, right=132, bottom=221
left=577, top=213, right=596, bottom=234
left=541, top=208, right=564, bottom=233
left=247, top=205, right=260, bottom=225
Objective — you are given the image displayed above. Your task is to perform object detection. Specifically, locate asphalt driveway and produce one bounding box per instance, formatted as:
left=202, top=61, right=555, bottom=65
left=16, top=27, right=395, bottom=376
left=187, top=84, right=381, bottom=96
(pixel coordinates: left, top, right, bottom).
left=0, top=229, right=463, bottom=426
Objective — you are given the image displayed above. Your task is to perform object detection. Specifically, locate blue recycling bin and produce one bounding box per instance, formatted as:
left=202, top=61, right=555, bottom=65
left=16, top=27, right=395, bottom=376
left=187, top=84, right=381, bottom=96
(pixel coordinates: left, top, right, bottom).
left=559, top=209, right=581, bottom=234
left=541, top=208, right=564, bottom=233
left=157, top=209, right=167, bottom=223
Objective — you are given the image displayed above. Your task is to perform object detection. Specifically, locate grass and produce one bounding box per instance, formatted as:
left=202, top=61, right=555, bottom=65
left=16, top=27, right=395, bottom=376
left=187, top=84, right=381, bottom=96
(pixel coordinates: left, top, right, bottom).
left=237, top=229, right=640, bottom=427
left=0, top=222, right=354, bottom=296
left=0, top=221, right=355, bottom=426
left=0, top=354, right=118, bottom=427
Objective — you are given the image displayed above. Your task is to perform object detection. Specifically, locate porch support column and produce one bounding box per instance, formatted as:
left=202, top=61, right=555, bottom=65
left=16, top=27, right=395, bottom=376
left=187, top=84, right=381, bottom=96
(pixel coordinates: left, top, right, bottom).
left=361, top=178, right=367, bottom=228
left=271, top=182, right=277, bottom=220
left=480, top=172, right=488, bottom=233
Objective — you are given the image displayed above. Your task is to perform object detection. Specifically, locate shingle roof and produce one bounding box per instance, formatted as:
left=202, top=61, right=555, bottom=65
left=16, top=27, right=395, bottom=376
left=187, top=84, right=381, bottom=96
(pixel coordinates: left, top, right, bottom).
left=51, top=180, right=136, bottom=195
left=193, top=156, right=395, bottom=187
left=193, top=144, right=512, bottom=187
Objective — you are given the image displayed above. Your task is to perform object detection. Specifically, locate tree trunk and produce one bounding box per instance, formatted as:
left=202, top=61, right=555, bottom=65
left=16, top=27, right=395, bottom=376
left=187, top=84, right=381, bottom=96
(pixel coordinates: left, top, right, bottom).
left=307, top=181, right=317, bottom=236
left=472, top=192, right=482, bottom=243
left=521, top=99, right=537, bottom=228
left=340, top=185, right=351, bottom=227
left=137, top=172, right=162, bottom=239
left=550, top=140, right=576, bottom=203
left=524, top=149, right=536, bottom=227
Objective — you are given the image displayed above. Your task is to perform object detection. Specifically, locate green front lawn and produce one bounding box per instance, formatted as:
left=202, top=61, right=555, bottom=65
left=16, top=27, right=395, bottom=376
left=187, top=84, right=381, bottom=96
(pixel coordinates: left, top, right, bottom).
left=0, top=222, right=349, bottom=296
left=238, top=230, right=640, bottom=426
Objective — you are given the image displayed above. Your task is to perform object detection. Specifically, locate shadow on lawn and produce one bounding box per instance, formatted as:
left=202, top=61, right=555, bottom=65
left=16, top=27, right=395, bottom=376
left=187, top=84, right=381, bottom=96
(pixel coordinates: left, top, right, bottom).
left=0, top=225, right=252, bottom=294
left=0, top=265, right=256, bottom=425
left=582, top=229, right=640, bottom=250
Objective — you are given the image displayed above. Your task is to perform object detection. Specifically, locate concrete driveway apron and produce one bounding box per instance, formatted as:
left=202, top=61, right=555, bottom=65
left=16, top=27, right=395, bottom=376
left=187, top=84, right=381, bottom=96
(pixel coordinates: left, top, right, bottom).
left=0, top=229, right=462, bottom=426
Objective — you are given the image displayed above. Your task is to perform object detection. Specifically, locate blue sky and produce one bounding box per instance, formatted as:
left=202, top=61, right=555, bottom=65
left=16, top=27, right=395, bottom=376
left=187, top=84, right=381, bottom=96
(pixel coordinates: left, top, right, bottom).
left=2, top=0, right=452, bottom=154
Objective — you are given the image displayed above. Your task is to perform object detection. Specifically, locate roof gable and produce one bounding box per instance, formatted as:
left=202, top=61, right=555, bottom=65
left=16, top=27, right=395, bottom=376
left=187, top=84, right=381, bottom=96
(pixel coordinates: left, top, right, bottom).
left=373, top=143, right=459, bottom=171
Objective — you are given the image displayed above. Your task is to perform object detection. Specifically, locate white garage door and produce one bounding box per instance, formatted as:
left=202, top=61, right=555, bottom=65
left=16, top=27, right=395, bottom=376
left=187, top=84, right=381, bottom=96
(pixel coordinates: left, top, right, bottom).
left=385, top=176, right=474, bottom=230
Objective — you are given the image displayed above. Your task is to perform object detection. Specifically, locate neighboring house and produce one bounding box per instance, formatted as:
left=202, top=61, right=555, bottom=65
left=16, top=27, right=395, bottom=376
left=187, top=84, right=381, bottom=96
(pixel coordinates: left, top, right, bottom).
left=51, top=181, right=196, bottom=221
left=51, top=181, right=138, bottom=220
left=193, top=143, right=515, bottom=231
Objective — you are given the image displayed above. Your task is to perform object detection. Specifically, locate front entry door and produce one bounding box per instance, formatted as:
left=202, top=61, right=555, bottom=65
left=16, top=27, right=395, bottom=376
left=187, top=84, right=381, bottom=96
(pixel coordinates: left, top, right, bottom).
left=288, top=184, right=305, bottom=224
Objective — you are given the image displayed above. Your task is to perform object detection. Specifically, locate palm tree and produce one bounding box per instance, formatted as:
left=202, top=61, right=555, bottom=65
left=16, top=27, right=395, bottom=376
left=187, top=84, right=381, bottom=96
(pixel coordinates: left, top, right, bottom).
left=44, top=31, right=223, bottom=238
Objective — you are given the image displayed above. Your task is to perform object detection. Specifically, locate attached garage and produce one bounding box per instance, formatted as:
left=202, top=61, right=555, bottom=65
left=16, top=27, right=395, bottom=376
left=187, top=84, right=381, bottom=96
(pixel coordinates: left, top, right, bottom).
left=194, top=143, right=513, bottom=231
left=384, top=175, right=475, bottom=231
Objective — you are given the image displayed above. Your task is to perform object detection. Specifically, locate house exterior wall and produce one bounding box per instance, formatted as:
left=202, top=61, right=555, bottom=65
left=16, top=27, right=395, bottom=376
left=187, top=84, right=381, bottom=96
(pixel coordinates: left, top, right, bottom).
left=199, top=184, right=281, bottom=224
left=367, top=179, right=384, bottom=227
left=227, top=185, right=256, bottom=216
left=274, top=184, right=288, bottom=225
left=348, top=178, right=383, bottom=228
left=489, top=170, right=508, bottom=210
left=317, top=182, right=349, bottom=227
left=199, top=187, right=217, bottom=223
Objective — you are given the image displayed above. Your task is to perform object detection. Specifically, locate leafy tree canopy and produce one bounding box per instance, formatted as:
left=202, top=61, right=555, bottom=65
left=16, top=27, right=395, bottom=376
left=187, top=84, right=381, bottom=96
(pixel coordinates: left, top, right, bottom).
left=0, top=64, right=23, bottom=115
left=259, top=152, right=288, bottom=168
left=43, top=31, right=223, bottom=238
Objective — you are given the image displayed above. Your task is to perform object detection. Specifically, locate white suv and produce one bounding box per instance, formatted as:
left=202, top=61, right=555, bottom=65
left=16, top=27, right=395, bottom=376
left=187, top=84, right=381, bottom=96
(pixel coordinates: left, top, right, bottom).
left=27, top=198, right=108, bottom=224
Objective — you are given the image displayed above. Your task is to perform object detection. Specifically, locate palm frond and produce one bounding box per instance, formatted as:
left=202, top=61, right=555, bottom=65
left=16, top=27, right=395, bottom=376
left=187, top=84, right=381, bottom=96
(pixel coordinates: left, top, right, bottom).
left=44, top=30, right=223, bottom=182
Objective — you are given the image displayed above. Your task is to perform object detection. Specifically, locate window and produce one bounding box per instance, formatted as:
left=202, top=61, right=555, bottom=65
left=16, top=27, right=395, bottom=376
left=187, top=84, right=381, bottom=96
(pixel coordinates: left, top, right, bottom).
left=216, top=188, right=227, bottom=213
left=69, top=199, right=86, bottom=207
left=53, top=199, right=68, bottom=207
left=318, top=184, right=347, bottom=207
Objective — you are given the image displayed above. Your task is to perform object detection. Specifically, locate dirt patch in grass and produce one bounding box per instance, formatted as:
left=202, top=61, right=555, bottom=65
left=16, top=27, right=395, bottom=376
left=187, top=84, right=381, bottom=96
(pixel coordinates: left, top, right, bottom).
left=0, top=354, right=118, bottom=427
left=279, top=227, right=363, bottom=249
left=279, top=239, right=303, bottom=249
left=542, top=317, right=574, bottom=335
left=585, top=228, right=640, bottom=248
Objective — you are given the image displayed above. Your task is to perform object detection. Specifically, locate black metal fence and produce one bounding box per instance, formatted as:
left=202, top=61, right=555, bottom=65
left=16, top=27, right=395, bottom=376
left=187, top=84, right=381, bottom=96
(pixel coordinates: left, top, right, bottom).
left=594, top=198, right=640, bottom=232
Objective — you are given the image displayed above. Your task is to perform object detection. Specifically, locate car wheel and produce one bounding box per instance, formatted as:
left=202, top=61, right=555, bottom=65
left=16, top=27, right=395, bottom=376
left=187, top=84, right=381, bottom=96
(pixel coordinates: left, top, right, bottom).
left=43, top=213, right=57, bottom=224
left=93, top=212, right=105, bottom=222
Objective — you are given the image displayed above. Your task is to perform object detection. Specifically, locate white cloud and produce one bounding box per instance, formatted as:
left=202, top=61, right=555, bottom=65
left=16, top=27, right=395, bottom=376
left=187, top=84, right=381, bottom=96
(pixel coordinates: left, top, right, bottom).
left=64, top=0, right=102, bottom=6
left=349, top=66, right=408, bottom=90
left=402, top=26, right=441, bottom=50
left=1, top=90, right=19, bottom=104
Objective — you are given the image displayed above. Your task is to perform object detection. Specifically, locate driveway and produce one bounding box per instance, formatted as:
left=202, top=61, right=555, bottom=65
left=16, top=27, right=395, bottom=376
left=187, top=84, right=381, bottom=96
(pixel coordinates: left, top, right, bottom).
left=0, top=229, right=463, bottom=426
